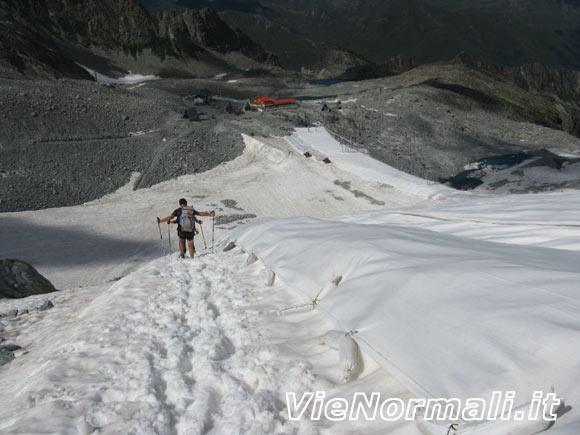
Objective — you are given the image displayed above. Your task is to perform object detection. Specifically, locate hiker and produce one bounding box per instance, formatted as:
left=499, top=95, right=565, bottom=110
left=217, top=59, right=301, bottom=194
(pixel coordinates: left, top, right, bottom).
left=157, top=198, right=215, bottom=258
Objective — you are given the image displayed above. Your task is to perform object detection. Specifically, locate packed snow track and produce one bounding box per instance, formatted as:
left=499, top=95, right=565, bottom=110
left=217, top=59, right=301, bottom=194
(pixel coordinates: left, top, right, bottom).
left=0, top=254, right=321, bottom=434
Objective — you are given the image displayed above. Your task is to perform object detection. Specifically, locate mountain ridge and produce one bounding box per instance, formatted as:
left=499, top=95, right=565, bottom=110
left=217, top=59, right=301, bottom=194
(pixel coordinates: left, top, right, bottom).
left=0, top=0, right=277, bottom=79
left=143, top=0, right=580, bottom=70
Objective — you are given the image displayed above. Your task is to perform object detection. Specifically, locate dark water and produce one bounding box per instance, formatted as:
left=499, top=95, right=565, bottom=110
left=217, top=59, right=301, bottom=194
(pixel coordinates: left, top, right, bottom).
left=443, top=153, right=530, bottom=190
left=308, top=79, right=349, bottom=86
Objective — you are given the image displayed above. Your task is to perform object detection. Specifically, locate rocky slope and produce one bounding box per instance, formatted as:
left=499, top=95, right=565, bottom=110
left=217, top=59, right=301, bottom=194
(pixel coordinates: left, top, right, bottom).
left=0, top=3, right=92, bottom=79
left=315, top=80, right=580, bottom=182
left=309, top=49, right=416, bottom=80
left=312, top=48, right=372, bottom=79
left=0, top=0, right=276, bottom=79
left=309, top=53, right=580, bottom=139
left=0, top=77, right=253, bottom=212
left=2, top=71, right=580, bottom=212
left=456, top=56, right=580, bottom=138
left=156, top=8, right=276, bottom=64
left=422, top=57, right=580, bottom=138
left=1, top=1, right=579, bottom=213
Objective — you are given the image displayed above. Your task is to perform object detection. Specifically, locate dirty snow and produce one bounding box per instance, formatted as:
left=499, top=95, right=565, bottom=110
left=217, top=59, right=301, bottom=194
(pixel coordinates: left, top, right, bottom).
left=77, top=64, right=160, bottom=84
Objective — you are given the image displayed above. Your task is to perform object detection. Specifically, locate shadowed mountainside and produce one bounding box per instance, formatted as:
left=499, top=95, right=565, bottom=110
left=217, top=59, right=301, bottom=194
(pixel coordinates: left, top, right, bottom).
left=144, top=0, right=580, bottom=71
left=0, top=0, right=277, bottom=79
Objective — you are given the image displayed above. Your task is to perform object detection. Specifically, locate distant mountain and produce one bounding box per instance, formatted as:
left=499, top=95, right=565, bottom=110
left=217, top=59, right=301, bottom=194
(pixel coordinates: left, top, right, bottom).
left=141, top=0, right=271, bottom=14
left=143, top=0, right=580, bottom=70
left=0, top=0, right=276, bottom=79
left=307, top=48, right=416, bottom=81
left=156, top=7, right=276, bottom=64
left=310, top=48, right=372, bottom=78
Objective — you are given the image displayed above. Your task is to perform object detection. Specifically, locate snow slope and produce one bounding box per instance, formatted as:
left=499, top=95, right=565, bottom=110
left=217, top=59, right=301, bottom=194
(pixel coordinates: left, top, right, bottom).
left=287, top=128, right=458, bottom=201
left=0, top=130, right=427, bottom=290
left=0, top=255, right=319, bottom=433
left=224, top=213, right=580, bottom=432
left=221, top=130, right=580, bottom=434
left=339, top=191, right=580, bottom=250
left=1, top=127, right=579, bottom=434
left=0, top=127, right=433, bottom=434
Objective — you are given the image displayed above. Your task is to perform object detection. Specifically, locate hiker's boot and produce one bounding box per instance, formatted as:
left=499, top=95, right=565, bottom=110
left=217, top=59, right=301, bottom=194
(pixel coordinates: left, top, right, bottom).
left=180, top=251, right=185, bottom=259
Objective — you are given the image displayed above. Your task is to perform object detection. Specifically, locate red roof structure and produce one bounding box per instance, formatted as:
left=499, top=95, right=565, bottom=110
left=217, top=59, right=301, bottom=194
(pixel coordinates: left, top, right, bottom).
left=249, top=96, right=296, bottom=107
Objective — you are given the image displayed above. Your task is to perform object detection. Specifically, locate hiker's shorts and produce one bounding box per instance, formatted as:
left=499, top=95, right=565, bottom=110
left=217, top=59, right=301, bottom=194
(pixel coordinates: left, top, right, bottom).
left=177, top=230, right=194, bottom=241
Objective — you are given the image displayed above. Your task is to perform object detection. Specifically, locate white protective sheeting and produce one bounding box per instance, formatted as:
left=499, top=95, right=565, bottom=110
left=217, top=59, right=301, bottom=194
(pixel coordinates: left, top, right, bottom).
left=224, top=214, right=580, bottom=431
left=339, top=334, right=359, bottom=383
left=286, top=127, right=460, bottom=200
left=338, top=191, right=580, bottom=251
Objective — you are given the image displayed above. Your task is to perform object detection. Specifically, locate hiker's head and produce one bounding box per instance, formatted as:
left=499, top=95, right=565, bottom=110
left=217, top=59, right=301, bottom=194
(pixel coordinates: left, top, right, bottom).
left=179, top=198, right=187, bottom=206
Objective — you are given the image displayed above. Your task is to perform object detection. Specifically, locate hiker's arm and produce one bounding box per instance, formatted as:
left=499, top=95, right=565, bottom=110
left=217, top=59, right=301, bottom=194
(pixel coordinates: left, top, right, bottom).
left=157, top=215, right=174, bottom=223
left=196, top=210, right=215, bottom=217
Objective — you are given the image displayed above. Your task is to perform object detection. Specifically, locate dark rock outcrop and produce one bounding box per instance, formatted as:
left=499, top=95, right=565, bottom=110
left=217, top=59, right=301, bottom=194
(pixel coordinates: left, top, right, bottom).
left=504, top=63, right=580, bottom=101
left=0, top=3, right=94, bottom=79
left=455, top=55, right=580, bottom=104
left=450, top=54, right=580, bottom=138
left=0, top=0, right=277, bottom=79
left=504, top=63, right=580, bottom=138
left=314, top=48, right=371, bottom=78
left=0, top=258, right=57, bottom=299
left=9, top=0, right=158, bottom=50
left=383, top=55, right=416, bottom=75
left=0, top=347, right=15, bottom=365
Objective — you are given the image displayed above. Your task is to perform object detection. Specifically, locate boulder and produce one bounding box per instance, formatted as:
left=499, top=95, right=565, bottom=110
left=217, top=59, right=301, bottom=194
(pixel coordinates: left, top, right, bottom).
left=0, top=347, right=15, bottom=366
left=0, top=258, right=57, bottom=299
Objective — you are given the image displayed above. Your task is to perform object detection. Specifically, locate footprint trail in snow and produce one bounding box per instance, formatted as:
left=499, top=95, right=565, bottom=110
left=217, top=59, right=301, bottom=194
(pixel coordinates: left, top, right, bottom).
left=0, top=254, right=318, bottom=434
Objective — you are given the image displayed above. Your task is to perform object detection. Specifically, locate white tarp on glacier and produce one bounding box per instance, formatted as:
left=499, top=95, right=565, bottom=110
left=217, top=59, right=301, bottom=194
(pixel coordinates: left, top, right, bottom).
left=219, top=128, right=580, bottom=433
left=286, top=127, right=458, bottom=200
left=224, top=215, right=580, bottom=429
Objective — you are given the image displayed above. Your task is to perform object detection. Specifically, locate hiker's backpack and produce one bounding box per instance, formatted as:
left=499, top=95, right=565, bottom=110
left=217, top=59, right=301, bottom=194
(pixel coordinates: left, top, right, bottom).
left=179, top=207, right=196, bottom=232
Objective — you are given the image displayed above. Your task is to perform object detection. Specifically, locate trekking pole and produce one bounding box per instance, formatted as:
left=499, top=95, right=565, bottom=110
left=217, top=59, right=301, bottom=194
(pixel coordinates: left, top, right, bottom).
left=200, top=222, right=208, bottom=249
left=167, top=223, right=172, bottom=253
left=212, top=213, right=215, bottom=253
left=157, top=221, right=166, bottom=255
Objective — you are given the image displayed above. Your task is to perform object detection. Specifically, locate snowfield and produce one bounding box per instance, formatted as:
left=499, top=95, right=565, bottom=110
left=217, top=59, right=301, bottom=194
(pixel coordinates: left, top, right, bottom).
left=77, top=64, right=161, bottom=84
left=1, top=127, right=579, bottom=434
left=0, top=255, right=320, bottom=434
